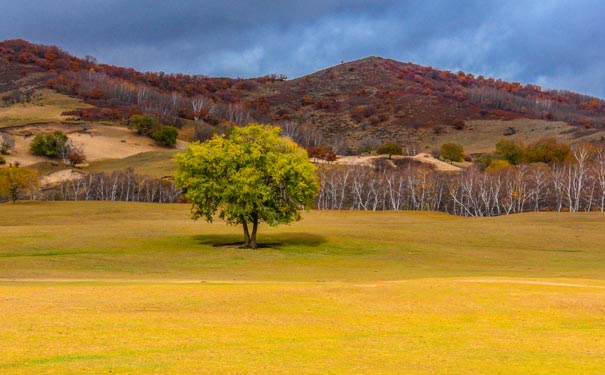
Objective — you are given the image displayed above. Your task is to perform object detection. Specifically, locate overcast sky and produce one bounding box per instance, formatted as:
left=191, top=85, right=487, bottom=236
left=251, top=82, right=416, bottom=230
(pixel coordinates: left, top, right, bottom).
left=1, top=0, right=603, bottom=98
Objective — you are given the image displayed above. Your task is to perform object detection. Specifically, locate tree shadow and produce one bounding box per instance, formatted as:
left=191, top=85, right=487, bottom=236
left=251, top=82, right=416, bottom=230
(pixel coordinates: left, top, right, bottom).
left=193, top=232, right=327, bottom=249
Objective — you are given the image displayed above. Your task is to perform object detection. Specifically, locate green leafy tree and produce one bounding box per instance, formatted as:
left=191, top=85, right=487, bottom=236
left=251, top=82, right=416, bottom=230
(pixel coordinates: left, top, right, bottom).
left=377, top=142, right=403, bottom=159
left=495, top=138, right=525, bottom=165
left=175, top=124, right=319, bottom=248
left=0, top=166, right=39, bottom=203
left=152, top=126, right=179, bottom=147
left=440, top=143, right=464, bottom=163
left=30, top=131, right=68, bottom=157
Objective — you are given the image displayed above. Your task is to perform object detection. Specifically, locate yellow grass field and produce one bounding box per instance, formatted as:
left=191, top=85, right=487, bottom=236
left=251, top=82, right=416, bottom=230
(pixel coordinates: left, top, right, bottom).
left=0, top=89, right=93, bottom=128
left=1, top=202, right=604, bottom=374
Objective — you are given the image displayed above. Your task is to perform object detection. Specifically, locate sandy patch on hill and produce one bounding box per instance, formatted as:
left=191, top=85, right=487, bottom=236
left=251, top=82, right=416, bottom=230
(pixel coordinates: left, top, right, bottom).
left=40, top=169, right=86, bottom=185
left=334, top=153, right=461, bottom=172
left=2, top=123, right=170, bottom=166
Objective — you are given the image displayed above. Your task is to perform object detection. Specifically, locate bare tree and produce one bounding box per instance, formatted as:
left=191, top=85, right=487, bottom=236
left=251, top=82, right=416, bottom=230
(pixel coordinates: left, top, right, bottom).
left=191, top=96, right=213, bottom=122
left=0, top=133, right=15, bottom=155
left=136, top=85, right=149, bottom=105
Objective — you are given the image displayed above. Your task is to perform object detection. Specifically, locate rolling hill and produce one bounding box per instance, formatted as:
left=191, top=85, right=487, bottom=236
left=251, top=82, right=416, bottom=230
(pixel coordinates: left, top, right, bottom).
left=2, top=38, right=605, bottom=162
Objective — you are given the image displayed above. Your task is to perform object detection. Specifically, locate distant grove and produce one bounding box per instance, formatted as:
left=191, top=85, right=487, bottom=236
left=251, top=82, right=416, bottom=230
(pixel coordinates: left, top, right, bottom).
left=1, top=141, right=600, bottom=216
left=316, top=144, right=605, bottom=215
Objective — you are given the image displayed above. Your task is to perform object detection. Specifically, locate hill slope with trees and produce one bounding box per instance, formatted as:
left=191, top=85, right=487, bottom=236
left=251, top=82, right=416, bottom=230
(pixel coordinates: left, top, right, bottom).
left=2, top=38, right=605, bottom=155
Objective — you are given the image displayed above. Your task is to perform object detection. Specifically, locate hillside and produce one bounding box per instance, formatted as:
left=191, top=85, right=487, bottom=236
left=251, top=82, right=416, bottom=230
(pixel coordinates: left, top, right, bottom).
left=2, top=38, right=605, bottom=157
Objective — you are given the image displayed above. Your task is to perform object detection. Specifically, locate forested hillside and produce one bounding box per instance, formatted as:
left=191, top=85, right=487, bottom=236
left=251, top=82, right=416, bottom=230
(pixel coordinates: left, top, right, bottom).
left=2, top=39, right=605, bottom=153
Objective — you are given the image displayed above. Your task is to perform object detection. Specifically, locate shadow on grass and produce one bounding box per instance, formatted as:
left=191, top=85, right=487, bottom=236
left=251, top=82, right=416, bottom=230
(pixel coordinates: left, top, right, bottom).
left=194, top=232, right=327, bottom=249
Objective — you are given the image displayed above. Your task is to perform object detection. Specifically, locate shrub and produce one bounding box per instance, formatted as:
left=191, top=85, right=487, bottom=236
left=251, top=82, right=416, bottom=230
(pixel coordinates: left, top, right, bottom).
left=30, top=131, right=67, bottom=157
left=377, top=142, right=403, bottom=159
left=440, top=143, right=464, bottom=163
left=475, top=153, right=496, bottom=170
left=66, top=142, right=86, bottom=166
left=152, top=126, right=178, bottom=147
left=128, top=115, right=161, bottom=135
left=0, top=155, right=5, bottom=165
left=486, top=159, right=511, bottom=173
left=495, top=138, right=524, bottom=165
left=524, top=138, right=571, bottom=164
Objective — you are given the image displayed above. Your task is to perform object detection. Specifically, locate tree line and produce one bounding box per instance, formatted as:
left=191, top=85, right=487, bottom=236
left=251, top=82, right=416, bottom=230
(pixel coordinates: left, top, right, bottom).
left=4, top=133, right=605, bottom=216
left=42, top=169, right=181, bottom=203
left=316, top=145, right=605, bottom=215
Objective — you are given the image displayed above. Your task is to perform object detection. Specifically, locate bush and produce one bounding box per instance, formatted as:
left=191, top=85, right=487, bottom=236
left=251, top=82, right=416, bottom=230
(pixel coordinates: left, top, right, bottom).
left=475, top=153, right=496, bottom=170
left=486, top=159, right=511, bottom=173
left=524, top=138, right=571, bottom=164
left=495, top=138, right=524, bottom=165
left=30, top=131, right=67, bottom=157
left=128, top=115, right=161, bottom=135
left=377, top=142, right=403, bottom=159
left=152, top=126, right=179, bottom=147
left=440, top=143, right=464, bottom=163
left=0, top=155, right=5, bottom=165
left=66, top=142, right=86, bottom=166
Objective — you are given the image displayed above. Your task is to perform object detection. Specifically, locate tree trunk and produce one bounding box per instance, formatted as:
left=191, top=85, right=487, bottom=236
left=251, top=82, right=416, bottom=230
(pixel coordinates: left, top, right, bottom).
left=242, top=222, right=251, bottom=248
left=250, top=217, right=259, bottom=249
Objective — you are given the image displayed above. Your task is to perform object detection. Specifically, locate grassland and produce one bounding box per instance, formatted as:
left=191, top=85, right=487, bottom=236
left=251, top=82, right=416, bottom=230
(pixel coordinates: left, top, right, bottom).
left=1, top=202, right=604, bottom=374
left=87, top=150, right=179, bottom=178
left=427, top=118, right=605, bottom=154
left=0, top=89, right=93, bottom=128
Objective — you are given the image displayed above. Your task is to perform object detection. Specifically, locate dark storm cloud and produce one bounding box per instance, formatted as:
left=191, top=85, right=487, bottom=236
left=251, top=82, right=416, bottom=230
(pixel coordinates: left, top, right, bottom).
left=1, top=0, right=603, bottom=97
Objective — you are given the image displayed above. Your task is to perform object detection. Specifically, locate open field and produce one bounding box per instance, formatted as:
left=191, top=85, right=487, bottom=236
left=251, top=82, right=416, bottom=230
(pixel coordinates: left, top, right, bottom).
left=87, top=149, right=179, bottom=178
left=1, top=202, right=604, bottom=374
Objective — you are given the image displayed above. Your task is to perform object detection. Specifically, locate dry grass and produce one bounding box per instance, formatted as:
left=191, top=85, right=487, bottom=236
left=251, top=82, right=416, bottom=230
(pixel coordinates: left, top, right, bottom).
left=86, top=149, right=179, bottom=178
left=0, top=89, right=93, bottom=128
left=4, top=123, right=181, bottom=183
left=1, top=202, right=604, bottom=374
left=427, top=118, right=605, bottom=154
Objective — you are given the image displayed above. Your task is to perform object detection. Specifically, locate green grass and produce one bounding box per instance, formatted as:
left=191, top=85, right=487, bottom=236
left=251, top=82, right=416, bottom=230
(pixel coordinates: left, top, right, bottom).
left=1, top=202, right=604, bottom=374
left=0, top=89, right=93, bottom=128
left=86, top=150, right=178, bottom=178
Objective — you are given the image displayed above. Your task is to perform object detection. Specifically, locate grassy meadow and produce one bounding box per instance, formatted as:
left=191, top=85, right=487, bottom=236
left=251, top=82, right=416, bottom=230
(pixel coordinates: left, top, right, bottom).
left=1, top=202, right=604, bottom=374
left=86, top=150, right=179, bottom=178
left=0, top=89, right=93, bottom=128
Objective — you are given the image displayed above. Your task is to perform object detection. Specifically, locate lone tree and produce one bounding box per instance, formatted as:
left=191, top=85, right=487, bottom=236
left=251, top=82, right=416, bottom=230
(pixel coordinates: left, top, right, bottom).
left=175, top=124, right=319, bottom=248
